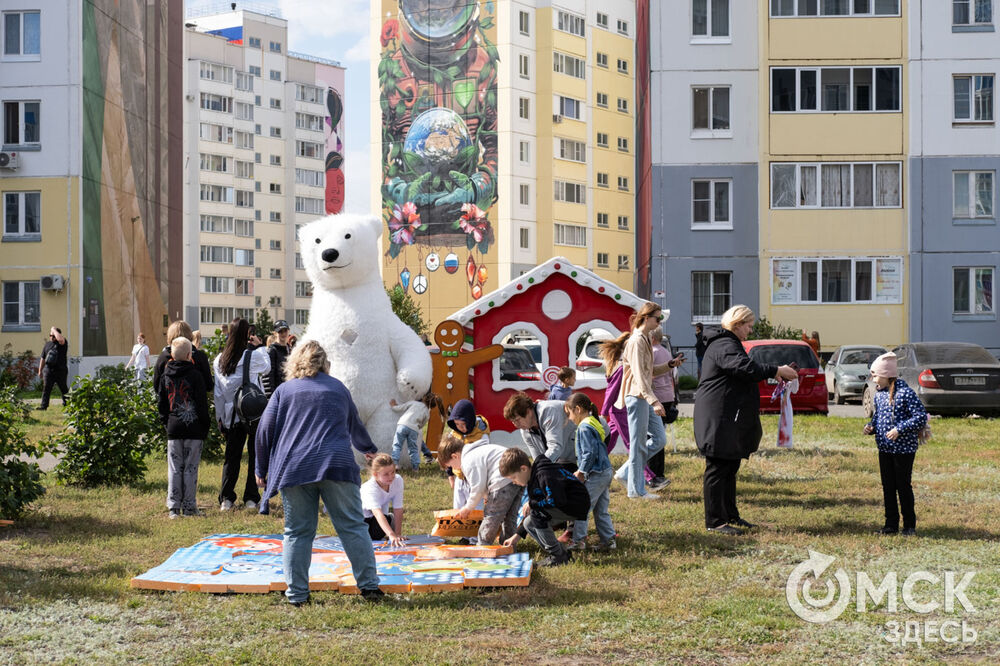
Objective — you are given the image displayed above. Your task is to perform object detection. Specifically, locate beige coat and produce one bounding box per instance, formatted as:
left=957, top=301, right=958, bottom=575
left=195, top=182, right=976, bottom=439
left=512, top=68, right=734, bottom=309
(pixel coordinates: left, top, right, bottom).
left=614, top=329, right=671, bottom=409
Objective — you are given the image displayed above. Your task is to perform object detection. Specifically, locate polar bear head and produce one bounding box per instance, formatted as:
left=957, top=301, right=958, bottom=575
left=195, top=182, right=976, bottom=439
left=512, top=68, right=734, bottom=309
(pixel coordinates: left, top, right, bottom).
left=298, top=214, right=383, bottom=290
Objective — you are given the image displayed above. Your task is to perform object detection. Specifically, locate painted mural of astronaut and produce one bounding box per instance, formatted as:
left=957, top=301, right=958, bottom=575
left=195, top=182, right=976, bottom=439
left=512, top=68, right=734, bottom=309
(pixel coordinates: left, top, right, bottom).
left=378, top=0, right=498, bottom=256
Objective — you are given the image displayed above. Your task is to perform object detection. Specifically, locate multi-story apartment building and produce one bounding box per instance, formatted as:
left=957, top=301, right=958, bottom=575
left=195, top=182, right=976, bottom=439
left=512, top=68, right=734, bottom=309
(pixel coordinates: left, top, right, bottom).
left=372, top=0, right=636, bottom=327
left=184, top=8, right=345, bottom=334
left=908, top=1, right=998, bottom=355
left=1, top=1, right=182, bottom=365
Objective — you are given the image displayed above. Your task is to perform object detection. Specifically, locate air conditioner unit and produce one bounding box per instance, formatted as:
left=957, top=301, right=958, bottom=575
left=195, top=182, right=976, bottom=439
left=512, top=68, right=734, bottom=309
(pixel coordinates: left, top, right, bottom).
left=552, top=114, right=563, bottom=123
left=40, top=274, right=64, bottom=291
left=0, top=151, right=18, bottom=169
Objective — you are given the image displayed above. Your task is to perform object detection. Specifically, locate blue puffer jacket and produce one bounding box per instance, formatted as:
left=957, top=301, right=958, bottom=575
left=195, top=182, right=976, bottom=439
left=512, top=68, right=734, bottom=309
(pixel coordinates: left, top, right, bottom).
left=867, top=379, right=927, bottom=455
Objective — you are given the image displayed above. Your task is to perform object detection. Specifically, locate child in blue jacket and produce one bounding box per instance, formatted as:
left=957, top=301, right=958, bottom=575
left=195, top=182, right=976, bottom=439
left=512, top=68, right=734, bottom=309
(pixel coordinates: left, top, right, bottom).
left=565, top=393, right=616, bottom=551
left=863, top=352, right=927, bottom=536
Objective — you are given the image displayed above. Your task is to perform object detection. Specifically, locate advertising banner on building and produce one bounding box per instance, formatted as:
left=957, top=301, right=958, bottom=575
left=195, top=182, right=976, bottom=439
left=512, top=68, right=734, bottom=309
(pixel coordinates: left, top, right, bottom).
left=771, top=259, right=798, bottom=304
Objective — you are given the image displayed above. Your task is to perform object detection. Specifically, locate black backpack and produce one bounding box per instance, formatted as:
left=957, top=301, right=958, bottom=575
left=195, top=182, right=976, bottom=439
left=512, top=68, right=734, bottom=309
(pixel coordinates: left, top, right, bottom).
left=234, top=350, right=268, bottom=425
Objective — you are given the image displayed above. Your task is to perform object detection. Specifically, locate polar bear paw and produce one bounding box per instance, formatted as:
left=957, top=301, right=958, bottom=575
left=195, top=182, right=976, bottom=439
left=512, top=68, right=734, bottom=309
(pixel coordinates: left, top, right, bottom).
left=395, top=368, right=425, bottom=402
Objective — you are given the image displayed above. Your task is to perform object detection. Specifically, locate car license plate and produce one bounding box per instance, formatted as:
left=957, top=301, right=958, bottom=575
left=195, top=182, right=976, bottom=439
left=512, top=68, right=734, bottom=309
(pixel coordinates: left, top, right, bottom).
left=954, top=376, right=986, bottom=386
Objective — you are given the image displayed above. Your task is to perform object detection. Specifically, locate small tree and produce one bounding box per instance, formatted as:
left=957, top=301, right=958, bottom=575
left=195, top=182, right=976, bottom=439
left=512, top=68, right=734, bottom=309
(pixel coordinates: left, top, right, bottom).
left=387, top=285, right=428, bottom=337
left=0, top=386, right=45, bottom=519
left=748, top=315, right=803, bottom=341
left=253, top=308, right=275, bottom=341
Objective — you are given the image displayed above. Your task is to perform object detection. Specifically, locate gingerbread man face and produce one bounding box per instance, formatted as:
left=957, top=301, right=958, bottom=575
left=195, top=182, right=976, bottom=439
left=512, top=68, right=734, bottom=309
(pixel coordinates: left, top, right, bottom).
left=434, top=321, right=464, bottom=352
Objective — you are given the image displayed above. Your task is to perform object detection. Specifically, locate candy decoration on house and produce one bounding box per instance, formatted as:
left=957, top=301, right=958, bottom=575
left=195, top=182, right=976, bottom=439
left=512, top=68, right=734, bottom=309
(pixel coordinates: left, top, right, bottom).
left=426, top=319, right=503, bottom=451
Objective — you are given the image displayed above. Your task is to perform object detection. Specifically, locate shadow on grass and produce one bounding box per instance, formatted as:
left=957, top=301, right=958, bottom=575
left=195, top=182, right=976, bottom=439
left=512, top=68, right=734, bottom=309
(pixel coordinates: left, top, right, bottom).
left=2, top=512, right=151, bottom=544
left=0, top=561, right=134, bottom=605
left=750, top=494, right=880, bottom=509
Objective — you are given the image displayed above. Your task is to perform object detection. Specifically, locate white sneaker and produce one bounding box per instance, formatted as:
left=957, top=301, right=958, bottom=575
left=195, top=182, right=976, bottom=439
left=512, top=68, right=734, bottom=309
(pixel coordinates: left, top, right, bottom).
left=244, top=500, right=257, bottom=511
left=220, top=499, right=234, bottom=512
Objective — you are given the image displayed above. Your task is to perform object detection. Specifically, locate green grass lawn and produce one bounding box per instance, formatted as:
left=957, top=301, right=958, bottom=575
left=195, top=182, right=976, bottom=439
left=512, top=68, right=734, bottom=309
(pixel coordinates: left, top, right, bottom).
left=1, top=415, right=998, bottom=664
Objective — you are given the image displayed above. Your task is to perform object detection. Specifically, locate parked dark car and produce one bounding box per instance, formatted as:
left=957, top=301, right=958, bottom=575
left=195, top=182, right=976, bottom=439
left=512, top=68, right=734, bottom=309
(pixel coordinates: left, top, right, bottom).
left=743, top=339, right=828, bottom=415
left=825, top=345, right=888, bottom=404
left=498, top=344, right=541, bottom=381
left=862, top=342, right=1000, bottom=417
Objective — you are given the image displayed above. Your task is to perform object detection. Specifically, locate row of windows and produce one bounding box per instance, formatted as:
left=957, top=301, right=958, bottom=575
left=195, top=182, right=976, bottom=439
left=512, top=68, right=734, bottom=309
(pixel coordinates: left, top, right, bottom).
left=517, top=9, right=629, bottom=38
left=517, top=96, right=629, bottom=122
left=245, top=36, right=282, bottom=53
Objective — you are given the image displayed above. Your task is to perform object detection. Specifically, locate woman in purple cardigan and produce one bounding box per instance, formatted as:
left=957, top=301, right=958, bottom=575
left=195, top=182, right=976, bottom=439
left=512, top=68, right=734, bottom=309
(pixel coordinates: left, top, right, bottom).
left=255, top=341, right=383, bottom=605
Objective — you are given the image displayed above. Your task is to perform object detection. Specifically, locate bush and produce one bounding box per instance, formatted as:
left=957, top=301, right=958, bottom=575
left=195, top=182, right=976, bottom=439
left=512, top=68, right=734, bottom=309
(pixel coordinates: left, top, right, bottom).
left=387, top=285, right=428, bottom=337
left=0, top=386, right=46, bottom=519
left=749, top=316, right=803, bottom=341
left=48, top=371, right=164, bottom=487
left=677, top=375, right=699, bottom=391
left=0, top=343, right=39, bottom=391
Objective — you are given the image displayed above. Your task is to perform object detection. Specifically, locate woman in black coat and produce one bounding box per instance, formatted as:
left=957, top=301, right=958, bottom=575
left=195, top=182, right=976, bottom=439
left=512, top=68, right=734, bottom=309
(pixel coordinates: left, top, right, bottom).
left=693, top=305, right=797, bottom=535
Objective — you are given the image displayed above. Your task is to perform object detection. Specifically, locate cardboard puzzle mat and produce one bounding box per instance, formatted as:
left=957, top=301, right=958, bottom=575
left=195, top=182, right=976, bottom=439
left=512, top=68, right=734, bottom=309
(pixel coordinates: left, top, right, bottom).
left=131, top=534, right=532, bottom=594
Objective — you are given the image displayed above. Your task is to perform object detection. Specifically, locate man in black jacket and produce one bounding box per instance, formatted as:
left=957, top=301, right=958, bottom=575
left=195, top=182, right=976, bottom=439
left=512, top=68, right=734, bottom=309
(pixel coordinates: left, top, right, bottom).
left=264, top=319, right=291, bottom=398
left=499, top=448, right=589, bottom=566
left=37, top=326, right=69, bottom=410
left=157, top=337, right=210, bottom=519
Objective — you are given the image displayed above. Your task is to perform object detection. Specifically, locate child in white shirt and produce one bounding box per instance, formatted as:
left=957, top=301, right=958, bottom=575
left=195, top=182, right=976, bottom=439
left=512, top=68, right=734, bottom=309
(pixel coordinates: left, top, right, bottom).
left=360, top=454, right=406, bottom=546
left=389, top=391, right=444, bottom=470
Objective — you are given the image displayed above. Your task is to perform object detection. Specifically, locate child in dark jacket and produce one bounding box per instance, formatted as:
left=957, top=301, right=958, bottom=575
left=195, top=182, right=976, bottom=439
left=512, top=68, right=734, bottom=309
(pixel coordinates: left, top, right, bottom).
left=499, top=448, right=589, bottom=566
left=157, top=337, right=210, bottom=519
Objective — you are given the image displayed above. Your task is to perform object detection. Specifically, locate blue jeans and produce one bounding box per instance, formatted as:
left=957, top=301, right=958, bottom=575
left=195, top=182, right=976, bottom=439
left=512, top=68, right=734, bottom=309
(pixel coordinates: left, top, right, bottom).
left=623, top=396, right=666, bottom=497
left=280, top=480, right=379, bottom=603
left=391, top=425, right=421, bottom=469
left=573, top=466, right=615, bottom=542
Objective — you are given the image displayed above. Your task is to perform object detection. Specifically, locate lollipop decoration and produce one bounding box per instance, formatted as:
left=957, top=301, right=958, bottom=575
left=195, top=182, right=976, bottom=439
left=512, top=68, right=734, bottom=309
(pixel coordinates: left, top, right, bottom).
left=541, top=366, right=561, bottom=387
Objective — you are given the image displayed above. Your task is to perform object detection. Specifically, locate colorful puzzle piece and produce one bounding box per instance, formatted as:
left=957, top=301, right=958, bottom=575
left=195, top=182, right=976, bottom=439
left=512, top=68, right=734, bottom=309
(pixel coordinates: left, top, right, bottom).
left=130, top=534, right=532, bottom=594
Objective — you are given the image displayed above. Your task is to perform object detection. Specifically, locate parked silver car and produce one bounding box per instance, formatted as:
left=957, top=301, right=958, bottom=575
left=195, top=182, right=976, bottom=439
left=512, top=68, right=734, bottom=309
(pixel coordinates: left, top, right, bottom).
left=825, top=345, right=888, bottom=404
left=862, top=342, right=1000, bottom=417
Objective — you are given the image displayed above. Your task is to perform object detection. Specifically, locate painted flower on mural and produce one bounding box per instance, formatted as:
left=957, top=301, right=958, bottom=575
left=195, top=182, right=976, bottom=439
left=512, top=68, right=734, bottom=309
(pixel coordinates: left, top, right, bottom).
left=388, top=201, right=421, bottom=246
left=380, top=19, right=400, bottom=47
left=458, top=203, right=490, bottom=243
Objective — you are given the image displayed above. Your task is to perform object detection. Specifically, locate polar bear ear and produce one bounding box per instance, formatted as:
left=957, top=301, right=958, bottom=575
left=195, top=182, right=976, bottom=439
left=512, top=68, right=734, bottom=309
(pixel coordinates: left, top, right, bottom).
left=364, top=215, right=383, bottom=239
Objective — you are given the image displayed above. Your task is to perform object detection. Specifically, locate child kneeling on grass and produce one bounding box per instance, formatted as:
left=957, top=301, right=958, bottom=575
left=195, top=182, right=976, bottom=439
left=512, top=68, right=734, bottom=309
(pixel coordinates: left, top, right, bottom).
left=565, top=393, right=616, bottom=552
left=360, top=453, right=406, bottom=547
left=438, top=434, right=520, bottom=546
left=500, top=448, right=590, bottom=567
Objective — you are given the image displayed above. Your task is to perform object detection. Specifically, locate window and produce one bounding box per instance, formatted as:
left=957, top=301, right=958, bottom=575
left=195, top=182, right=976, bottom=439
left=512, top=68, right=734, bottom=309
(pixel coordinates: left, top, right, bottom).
left=235, top=190, right=254, bottom=208
left=772, top=67, right=901, bottom=112
left=597, top=12, right=609, bottom=28
left=269, top=183, right=282, bottom=194
left=200, top=245, right=233, bottom=263
left=248, top=36, right=261, bottom=49
left=693, top=0, right=730, bottom=38
left=254, top=181, right=262, bottom=193
left=295, top=168, right=324, bottom=187
left=237, top=307, right=256, bottom=319
left=271, top=155, right=283, bottom=167
left=692, top=272, right=732, bottom=319
left=692, top=86, right=730, bottom=132
left=953, top=0, right=993, bottom=25
left=201, top=307, right=235, bottom=324
left=295, top=84, right=323, bottom=103
left=519, top=140, right=530, bottom=163
left=953, top=267, right=995, bottom=314
left=295, top=281, right=313, bottom=298
left=553, top=52, right=586, bottom=79
left=295, top=309, right=309, bottom=325
left=558, top=138, right=586, bottom=162
left=519, top=53, right=530, bottom=79
left=296, top=112, right=324, bottom=131
left=617, top=136, right=629, bottom=152
left=3, top=191, right=40, bottom=238
left=519, top=10, right=530, bottom=35
left=596, top=52, right=608, bottom=68
left=617, top=176, right=630, bottom=191
left=295, top=252, right=305, bottom=270
left=270, top=268, right=282, bottom=279
left=2, top=11, right=40, bottom=59
left=617, top=58, right=629, bottom=74
left=295, top=196, right=324, bottom=214
left=235, top=72, right=254, bottom=92
left=558, top=96, right=582, bottom=120
left=519, top=227, right=529, bottom=249
left=953, top=75, right=994, bottom=122
left=2, top=281, right=39, bottom=329
left=596, top=92, right=608, bottom=108
left=235, top=278, right=253, bottom=295
left=199, top=123, right=233, bottom=144
left=518, top=97, right=530, bottom=120
left=596, top=132, right=609, bottom=148
left=554, top=223, right=586, bottom=247
left=597, top=172, right=609, bottom=187
left=254, top=209, right=261, bottom=221
left=519, top=183, right=530, bottom=205
left=235, top=249, right=254, bottom=266
left=617, top=97, right=630, bottom=113
left=617, top=215, right=629, bottom=230
left=234, top=160, right=253, bottom=179
left=248, top=65, right=261, bottom=77
left=597, top=212, right=609, bottom=227
left=614, top=19, right=628, bottom=35
left=554, top=180, right=586, bottom=203
left=772, top=257, right=902, bottom=304
left=254, top=152, right=261, bottom=164
left=269, top=40, right=282, bottom=53
left=557, top=10, right=585, bottom=36
left=770, top=162, right=901, bottom=208
left=692, top=180, right=731, bottom=226
left=269, top=70, right=282, bottom=81
left=597, top=252, right=609, bottom=268
left=199, top=61, right=233, bottom=83
left=200, top=93, right=232, bottom=113
left=254, top=124, right=262, bottom=136
left=771, top=0, right=899, bottom=15
left=953, top=171, right=995, bottom=218
left=270, top=127, right=282, bottom=138
left=235, top=102, right=254, bottom=121
left=269, top=98, right=282, bottom=110
left=296, top=140, right=323, bottom=158
left=267, top=239, right=281, bottom=251
left=200, top=215, right=233, bottom=233
left=2, top=101, right=39, bottom=145
left=202, top=277, right=231, bottom=294
left=270, top=211, right=282, bottom=222
left=618, top=255, right=631, bottom=270
left=199, top=185, right=233, bottom=203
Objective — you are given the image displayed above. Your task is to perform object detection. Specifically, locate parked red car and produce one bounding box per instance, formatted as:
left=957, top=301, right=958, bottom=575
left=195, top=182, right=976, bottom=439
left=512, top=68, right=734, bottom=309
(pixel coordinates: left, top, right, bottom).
left=742, top=339, right=828, bottom=415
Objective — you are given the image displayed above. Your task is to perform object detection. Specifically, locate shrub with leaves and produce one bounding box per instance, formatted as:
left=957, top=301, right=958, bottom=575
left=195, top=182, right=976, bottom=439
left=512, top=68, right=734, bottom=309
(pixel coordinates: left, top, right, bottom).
left=748, top=315, right=803, bottom=341
left=49, top=372, right=164, bottom=487
left=0, top=343, right=39, bottom=391
left=387, top=285, right=428, bottom=337
left=0, top=386, right=45, bottom=519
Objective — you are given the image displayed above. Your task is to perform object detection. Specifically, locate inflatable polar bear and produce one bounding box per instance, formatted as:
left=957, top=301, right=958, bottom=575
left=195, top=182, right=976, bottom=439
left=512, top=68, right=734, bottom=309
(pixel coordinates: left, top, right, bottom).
left=298, top=213, right=433, bottom=454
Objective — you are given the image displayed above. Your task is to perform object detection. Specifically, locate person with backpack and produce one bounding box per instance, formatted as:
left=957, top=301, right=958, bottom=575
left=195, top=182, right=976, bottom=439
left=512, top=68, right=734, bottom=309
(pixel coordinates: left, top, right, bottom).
left=214, top=318, right=270, bottom=512
left=153, top=320, right=213, bottom=395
